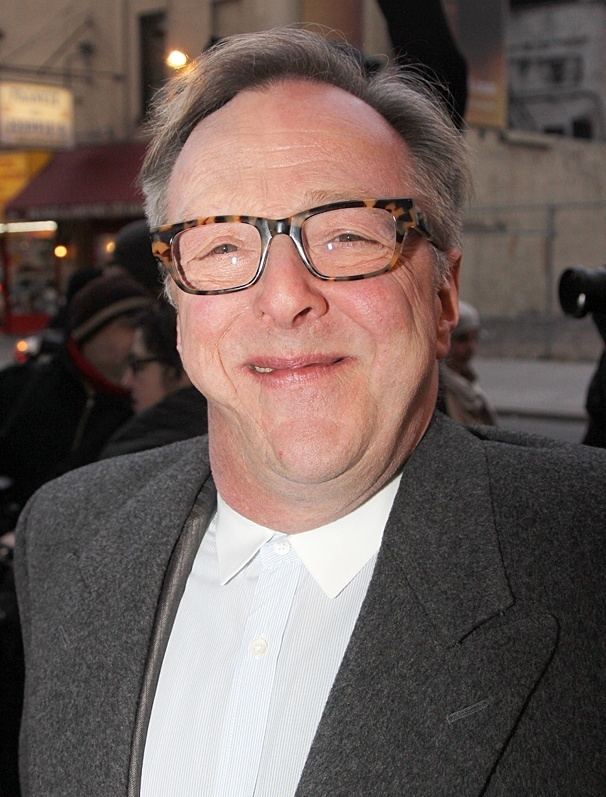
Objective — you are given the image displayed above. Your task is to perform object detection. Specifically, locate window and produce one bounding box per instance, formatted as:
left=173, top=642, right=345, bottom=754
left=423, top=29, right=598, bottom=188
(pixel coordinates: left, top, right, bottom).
left=548, top=59, right=566, bottom=85
left=543, top=126, right=565, bottom=136
left=139, top=12, right=167, bottom=118
left=572, top=117, right=593, bottom=139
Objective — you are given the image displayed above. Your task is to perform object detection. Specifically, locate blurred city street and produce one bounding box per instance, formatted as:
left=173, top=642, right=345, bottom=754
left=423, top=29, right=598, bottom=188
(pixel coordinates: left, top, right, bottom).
left=475, top=357, right=592, bottom=443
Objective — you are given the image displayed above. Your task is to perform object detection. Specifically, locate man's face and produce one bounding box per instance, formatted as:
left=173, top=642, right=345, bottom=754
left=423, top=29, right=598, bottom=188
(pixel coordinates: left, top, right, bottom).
left=166, top=80, right=459, bottom=515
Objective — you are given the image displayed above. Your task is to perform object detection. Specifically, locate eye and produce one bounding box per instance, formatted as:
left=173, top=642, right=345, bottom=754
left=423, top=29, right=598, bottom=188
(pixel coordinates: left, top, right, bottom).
left=209, top=243, right=238, bottom=256
left=324, top=231, right=383, bottom=251
left=332, top=232, right=368, bottom=243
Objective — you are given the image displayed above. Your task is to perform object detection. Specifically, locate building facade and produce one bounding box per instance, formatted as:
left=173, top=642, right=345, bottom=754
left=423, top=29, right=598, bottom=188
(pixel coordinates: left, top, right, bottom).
left=508, top=0, right=606, bottom=140
left=0, top=0, right=390, bottom=146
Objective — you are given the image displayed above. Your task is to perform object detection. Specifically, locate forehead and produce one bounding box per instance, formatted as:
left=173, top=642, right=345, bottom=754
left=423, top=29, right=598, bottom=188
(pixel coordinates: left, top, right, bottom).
left=166, top=79, right=416, bottom=221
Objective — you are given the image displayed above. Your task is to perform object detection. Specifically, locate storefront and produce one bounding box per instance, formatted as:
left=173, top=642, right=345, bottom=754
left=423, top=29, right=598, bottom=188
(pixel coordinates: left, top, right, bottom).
left=2, top=140, right=147, bottom=333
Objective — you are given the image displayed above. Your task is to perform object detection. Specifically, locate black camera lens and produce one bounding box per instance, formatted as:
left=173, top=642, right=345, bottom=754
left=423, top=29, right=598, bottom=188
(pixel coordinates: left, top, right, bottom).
left=558, top=266, right=606, bottom=318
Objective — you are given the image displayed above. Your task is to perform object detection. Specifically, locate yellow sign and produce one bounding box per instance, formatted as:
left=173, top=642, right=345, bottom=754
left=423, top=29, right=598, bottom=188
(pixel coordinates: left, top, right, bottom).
left=0, top=81, right=74, bottom=148
left=0, top=150, right=51, bottom=216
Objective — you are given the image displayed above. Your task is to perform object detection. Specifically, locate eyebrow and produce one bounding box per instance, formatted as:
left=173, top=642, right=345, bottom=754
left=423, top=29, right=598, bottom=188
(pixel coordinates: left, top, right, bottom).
left=304, top=188, right=380, bottom=206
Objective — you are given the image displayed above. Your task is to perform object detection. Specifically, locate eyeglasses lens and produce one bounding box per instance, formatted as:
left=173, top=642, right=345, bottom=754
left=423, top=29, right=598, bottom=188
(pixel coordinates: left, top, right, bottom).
left=174, top=224, right=261, bottom=293
left=303, top=208, right=396, bottom=278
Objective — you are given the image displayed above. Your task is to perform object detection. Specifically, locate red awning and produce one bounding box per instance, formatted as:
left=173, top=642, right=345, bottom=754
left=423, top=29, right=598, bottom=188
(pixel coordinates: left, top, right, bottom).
left=5, top=141, right=148, bottom=220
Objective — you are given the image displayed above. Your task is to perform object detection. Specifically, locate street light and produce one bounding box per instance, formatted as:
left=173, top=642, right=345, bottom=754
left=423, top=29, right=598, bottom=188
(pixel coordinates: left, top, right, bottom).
left=166, top=50, right=189, bottom=70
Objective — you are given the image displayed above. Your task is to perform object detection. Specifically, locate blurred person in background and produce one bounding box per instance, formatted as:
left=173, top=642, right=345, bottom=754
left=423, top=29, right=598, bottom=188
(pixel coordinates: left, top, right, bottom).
left=12, top=267, right=102, bottom=364
left=0, top=273, right=151, bottom=533
left=100, top=301, right=207, bottom=459
left=109, top=218, right=165, bottom=298
left=438, top=299, right=497, bottom=426
left=0, top=271, right=149, bottom=797
left=47, top=267, right=103, bottom=337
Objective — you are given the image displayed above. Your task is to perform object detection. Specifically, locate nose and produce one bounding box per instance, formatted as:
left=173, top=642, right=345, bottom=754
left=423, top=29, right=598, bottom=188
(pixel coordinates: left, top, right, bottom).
left=121, top=365, right=135, bottom=390
left=251, top=234, right=329, bottom=328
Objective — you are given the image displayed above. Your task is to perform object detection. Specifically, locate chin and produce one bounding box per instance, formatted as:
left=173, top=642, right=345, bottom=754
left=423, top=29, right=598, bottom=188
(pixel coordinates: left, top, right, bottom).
left=267, top=422, right=367, bottom=485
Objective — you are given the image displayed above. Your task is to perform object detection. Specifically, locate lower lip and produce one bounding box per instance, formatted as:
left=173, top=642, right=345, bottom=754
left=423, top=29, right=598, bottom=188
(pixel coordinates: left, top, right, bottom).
left=246, top=358, right=348, bottom=386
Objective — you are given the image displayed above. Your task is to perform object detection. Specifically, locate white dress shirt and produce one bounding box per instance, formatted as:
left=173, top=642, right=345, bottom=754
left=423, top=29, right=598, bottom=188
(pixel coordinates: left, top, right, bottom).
left=141, top=474, right=401, bottom=796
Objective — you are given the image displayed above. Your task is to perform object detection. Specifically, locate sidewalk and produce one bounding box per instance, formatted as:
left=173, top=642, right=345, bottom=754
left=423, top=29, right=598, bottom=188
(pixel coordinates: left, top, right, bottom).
left=475, top=357, right=593, bottom=421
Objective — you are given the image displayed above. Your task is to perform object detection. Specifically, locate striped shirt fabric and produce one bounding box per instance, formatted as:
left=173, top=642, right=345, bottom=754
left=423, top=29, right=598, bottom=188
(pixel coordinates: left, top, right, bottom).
left=140, top=474, right=401, bottom=796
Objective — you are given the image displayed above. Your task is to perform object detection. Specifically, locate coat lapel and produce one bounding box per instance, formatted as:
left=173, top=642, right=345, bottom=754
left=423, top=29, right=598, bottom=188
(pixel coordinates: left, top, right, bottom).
left=126, top=472, right=217, bottom=795
left=297, top=415, right=558, bottom=796
left=55, top=441, right=212, bottom=794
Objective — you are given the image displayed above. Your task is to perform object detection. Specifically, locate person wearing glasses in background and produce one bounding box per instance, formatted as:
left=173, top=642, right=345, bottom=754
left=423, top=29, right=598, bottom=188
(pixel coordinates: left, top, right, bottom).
left=15, top=29, right=606, bottom=797
left=99, top=301, right=207, bottom=459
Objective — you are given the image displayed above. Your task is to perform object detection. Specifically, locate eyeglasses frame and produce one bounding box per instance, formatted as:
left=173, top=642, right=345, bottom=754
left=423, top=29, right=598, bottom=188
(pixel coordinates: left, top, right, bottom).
left=150, top=198, right=434, bottom=296
left=126, top=355, right=172, bottom=375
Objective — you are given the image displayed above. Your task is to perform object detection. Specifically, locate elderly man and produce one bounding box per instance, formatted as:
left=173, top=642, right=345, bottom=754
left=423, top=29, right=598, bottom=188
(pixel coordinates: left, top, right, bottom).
left=16, top=29, right=605, bottom=797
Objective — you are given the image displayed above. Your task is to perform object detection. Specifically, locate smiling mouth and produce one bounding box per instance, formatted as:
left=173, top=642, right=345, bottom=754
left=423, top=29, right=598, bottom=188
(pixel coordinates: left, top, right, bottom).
left=248, top=357, right=345, bottom=375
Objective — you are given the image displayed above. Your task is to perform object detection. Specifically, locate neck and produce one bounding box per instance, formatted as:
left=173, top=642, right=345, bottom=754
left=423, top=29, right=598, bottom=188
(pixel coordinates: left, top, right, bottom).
left=208, top=406, right=431, bottom=533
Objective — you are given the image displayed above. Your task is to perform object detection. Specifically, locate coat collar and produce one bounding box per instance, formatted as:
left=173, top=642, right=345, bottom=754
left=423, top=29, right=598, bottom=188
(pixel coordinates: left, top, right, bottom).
left=77, top=438, right=212, bottom=601
left=383, top=412, right=513, bottom=645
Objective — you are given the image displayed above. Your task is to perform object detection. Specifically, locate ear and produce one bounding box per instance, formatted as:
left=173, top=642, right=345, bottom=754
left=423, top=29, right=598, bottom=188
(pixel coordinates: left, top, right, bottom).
left=174, top=298, right=183, bottom=356
left=435, top=248, right=461, bottom=360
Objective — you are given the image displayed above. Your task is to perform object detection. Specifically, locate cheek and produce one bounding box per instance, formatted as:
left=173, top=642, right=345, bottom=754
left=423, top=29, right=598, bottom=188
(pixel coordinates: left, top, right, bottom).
left=175, top=295, right=246, bottom=397
left=344, top=268, right=433, bottom=357
left=176, top=299, right=215, bottom=363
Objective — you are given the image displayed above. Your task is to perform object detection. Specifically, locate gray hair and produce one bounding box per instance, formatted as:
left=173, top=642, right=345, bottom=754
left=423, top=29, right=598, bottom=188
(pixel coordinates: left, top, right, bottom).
left=141, top=27, right=470, bottom=283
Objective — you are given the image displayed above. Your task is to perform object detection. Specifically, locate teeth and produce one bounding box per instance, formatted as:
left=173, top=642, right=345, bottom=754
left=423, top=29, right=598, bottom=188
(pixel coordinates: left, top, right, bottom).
left=252, top=365, right=274, bottom=374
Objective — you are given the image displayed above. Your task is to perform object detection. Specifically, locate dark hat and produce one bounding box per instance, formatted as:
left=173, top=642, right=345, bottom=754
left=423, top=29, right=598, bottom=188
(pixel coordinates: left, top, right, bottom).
left=68, top=273, right=151, bottom=343
left=112, top=219, right=163, bottom=294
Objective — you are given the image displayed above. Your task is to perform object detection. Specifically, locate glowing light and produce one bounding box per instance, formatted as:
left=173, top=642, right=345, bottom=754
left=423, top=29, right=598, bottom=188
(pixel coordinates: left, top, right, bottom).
left=0, top=220, right=57, bottom=234
left=166, top=49, right=189, bottom=69
left=105, top=240, right=116, bottom=255
left=54, top=244, right=68, bottom=258
left=16, top=339, right=29, bottom=353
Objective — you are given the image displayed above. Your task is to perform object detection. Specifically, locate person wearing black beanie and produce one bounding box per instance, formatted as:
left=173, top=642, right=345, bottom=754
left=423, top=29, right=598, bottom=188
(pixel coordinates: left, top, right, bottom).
left=111, top=218, right=165, bottom=296
left=0, top=273, right=152, bottom=532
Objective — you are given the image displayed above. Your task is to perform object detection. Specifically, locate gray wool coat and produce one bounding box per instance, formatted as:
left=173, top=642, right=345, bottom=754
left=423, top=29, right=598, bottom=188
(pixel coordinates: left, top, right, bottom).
left=15, top=413, right=606, bottom=796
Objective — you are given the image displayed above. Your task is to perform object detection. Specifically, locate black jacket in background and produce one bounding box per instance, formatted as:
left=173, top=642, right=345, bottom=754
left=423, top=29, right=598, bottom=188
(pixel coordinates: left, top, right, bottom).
left=0, top=345, right=132, bottom=531
left=99, top=386, right=208, bottom=460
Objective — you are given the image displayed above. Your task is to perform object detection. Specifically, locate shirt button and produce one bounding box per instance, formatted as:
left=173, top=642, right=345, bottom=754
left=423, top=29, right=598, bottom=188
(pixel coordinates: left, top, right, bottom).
left=250, top=637, right=268, bottom=658
left=273, top=540, right=290, bottom=556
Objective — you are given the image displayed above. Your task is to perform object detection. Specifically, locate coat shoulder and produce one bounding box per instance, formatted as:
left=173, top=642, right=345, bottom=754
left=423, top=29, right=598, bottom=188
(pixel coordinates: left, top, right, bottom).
left=469, top=422, right=606, bottom=487
left=18, top=435, right=210, bottom=540
left=466, top=423, right=606, bottom=594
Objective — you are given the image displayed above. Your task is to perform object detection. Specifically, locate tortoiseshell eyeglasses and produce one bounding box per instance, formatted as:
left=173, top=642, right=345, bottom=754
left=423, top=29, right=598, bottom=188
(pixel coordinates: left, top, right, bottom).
left=150, top=198, right=433, bottom=296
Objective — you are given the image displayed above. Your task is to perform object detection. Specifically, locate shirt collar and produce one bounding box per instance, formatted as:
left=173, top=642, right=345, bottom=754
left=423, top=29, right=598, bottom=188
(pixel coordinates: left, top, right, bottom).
left=216, top=474, right=401, bottom=598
